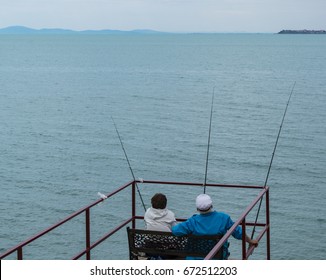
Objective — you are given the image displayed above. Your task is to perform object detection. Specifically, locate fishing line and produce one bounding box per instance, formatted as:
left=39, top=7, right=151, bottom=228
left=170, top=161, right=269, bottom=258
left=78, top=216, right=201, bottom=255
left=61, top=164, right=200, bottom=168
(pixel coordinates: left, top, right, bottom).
left=111, top=116, right=146, bottom=211
left=203, top=87, right=215, bottom=194
left=251, top=82, right=296, bottom=239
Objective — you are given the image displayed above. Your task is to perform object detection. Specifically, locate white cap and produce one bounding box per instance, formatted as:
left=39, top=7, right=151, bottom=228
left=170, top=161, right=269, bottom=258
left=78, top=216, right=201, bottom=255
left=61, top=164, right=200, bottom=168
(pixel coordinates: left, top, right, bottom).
left=196, top=194, right=212, bottom=211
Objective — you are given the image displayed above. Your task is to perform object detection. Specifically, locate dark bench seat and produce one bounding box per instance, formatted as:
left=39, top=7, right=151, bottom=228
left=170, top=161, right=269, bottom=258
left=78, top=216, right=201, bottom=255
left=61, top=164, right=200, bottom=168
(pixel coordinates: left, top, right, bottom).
left=127, top=227, right=224, bottom=260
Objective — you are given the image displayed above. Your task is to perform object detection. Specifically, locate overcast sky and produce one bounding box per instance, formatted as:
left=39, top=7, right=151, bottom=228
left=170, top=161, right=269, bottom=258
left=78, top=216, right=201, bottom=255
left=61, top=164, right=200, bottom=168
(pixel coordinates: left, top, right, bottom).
left=1, top=0, right=325, bottom=33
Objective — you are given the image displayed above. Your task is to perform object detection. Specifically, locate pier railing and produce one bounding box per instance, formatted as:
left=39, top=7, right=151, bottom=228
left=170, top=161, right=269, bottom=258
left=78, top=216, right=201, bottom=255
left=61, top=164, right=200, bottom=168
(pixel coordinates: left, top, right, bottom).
left=0, top=180, right=270, bottom=260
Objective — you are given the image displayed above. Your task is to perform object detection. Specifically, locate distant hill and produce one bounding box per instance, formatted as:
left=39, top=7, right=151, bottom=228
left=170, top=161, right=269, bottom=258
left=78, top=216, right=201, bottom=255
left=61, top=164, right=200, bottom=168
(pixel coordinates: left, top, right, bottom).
left=278, top=29, right=326, bottom=34
left=0, top=26, right=167, bottom=35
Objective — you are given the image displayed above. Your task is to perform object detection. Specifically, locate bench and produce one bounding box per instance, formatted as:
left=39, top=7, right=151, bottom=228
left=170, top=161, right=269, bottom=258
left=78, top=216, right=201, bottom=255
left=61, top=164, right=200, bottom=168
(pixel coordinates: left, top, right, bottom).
left=127, top=227, right=224, bottom=260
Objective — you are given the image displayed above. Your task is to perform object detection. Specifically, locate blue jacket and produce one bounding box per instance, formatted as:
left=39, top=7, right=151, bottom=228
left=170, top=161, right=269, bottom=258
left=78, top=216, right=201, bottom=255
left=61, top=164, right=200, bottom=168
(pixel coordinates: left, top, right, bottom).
left=171, top=210, right=242, bottom=259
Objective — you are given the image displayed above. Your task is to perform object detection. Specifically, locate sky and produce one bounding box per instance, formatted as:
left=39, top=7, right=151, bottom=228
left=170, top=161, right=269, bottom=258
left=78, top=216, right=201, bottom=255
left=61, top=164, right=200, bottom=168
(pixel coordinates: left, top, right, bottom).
left=0, top=0, right=325, bottom=33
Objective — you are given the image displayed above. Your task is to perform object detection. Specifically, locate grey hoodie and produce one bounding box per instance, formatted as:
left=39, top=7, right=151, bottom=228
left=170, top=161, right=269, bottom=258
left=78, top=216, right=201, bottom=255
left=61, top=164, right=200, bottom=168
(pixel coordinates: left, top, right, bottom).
left=144, top=207, right=177, bottom=232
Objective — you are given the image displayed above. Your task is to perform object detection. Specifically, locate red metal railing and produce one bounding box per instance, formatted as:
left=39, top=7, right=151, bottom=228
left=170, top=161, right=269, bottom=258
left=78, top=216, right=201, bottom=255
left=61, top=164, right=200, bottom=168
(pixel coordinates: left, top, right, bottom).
left=0, top=180, right=270, bottom=260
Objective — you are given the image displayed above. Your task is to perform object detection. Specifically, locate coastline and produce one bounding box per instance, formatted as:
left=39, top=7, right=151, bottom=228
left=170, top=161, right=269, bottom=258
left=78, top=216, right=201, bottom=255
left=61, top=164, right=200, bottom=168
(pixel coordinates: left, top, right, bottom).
left=278, top=29, right=326, bottom=34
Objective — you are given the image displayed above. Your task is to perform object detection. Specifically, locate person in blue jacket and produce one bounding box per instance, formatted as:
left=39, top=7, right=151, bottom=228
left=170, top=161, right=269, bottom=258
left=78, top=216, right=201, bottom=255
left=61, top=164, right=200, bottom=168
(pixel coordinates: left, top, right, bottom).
left=171, top=193, right=258, bottom=259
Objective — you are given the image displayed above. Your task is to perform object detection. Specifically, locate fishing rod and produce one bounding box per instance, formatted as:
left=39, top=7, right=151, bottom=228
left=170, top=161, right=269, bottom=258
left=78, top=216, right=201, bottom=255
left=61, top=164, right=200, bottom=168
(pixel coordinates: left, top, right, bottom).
left=111, top=116, right=146, bottom=212
left=251, top=82, right=296, bottom=239
left=203, top=87, right=215, bottom=194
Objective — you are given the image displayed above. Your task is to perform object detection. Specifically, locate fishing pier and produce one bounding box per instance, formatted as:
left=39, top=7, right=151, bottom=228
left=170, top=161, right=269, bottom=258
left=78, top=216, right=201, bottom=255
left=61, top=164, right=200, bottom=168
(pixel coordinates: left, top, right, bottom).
left=0, top=179, right=270, bottom=260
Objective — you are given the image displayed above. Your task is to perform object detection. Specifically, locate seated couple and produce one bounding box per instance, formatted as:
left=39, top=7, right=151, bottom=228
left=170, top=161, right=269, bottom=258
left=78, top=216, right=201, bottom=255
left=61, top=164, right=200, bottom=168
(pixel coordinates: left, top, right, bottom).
left=144, top=193, right=258, bottom=259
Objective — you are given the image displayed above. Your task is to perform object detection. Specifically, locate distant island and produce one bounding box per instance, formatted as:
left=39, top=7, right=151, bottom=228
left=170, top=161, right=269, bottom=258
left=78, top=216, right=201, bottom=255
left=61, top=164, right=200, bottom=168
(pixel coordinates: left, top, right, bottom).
left=278, top=29, right=326, bottom=34
left=0, top=26, right=166, bottom=35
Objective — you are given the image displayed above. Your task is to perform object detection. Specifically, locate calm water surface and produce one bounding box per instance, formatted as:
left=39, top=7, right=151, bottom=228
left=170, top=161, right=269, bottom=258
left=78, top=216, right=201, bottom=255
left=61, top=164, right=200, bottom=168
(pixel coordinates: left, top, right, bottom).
left=0, top=34, right=325, bottom=259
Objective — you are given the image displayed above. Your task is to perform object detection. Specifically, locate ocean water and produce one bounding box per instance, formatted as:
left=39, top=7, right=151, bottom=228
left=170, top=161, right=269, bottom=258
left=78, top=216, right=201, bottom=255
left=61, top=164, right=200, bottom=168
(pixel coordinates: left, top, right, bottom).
left=0, top=34, right=325, bottom=260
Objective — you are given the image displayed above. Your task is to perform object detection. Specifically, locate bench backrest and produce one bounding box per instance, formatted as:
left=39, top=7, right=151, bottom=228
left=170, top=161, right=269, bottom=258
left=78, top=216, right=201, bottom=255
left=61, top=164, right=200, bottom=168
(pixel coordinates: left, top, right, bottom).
left=127, top=227, right=223, bottom=260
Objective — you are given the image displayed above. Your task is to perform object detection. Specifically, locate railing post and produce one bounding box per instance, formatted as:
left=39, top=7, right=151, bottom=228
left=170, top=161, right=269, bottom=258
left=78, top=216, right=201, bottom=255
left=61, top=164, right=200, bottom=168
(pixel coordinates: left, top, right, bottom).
left=17, top=247, right=23, bottom=260
left=242, top=219, right=247, bottom=260
left=266, top=188, right=271, bottom=260
left=132, top=181, right=136, bottom=229
left=85, top=209, right=91, bottom=260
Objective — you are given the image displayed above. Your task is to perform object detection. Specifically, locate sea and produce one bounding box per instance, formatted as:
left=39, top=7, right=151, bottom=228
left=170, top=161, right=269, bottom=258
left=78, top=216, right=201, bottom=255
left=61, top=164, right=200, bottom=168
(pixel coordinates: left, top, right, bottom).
left=0, top=33, right=325, bottom=260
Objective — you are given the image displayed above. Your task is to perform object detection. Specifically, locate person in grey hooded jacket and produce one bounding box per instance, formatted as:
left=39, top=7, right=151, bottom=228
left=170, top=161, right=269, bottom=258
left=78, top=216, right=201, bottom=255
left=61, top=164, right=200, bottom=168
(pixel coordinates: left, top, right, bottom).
left=144, top=193, right=177, bottom=232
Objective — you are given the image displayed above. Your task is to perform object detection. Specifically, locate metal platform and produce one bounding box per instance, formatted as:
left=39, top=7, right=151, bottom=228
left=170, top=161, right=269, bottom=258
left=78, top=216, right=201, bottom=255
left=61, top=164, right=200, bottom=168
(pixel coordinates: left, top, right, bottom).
left=0, top=179, right=270, bottom=260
